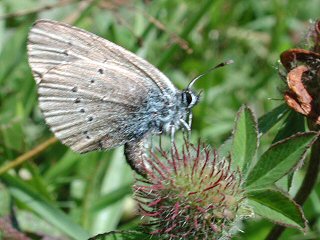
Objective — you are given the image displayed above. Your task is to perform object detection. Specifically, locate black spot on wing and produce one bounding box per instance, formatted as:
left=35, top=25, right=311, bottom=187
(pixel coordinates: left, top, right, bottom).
left=71, top=86, right=78, bottom=92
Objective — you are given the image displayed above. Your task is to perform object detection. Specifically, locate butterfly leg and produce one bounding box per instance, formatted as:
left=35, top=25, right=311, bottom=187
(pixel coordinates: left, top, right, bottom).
left=187, top=112, right=193, bottom=140
left=180, top=118, right=191, bottom=141
left=170, top=125, right=176, bottom=145
left=159, top=135, right=163, bottom=151
left=180, top=119, right=191, bottom=131
left=188, top=112, right=193, bottom=129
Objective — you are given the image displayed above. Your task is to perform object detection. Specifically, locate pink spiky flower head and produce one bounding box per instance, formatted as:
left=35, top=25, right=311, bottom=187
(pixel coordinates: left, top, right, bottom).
left=134, top=141, right=252, bottom=240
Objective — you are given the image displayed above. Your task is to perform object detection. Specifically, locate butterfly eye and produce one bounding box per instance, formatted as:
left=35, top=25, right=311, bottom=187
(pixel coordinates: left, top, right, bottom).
left=183, top=91, right=198, bottom=108
left=186, top=91, right=193, bottom=105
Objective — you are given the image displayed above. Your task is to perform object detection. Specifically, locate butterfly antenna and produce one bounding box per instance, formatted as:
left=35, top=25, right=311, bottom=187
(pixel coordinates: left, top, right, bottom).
left=187, top=59, right=234, bottom=89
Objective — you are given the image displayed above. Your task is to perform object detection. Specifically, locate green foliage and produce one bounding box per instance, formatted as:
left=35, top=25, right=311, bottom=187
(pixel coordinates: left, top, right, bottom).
left=248, top=189, right=307, bottom=231
left=245, top=132, right=317, bottom=190
left=229, top=106, right=316, bottom=232
left=0, top=0, right=319, bottom=240
left=88, top=230, right=154, bottom=240
left=1, top=173, right=91, bottom=239
left=231, top=105, right=258, bottom=174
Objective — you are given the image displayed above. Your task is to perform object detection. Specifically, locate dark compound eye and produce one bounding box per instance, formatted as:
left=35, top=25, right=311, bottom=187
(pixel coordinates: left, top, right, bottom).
left=185, top=91, right=193, bottom=105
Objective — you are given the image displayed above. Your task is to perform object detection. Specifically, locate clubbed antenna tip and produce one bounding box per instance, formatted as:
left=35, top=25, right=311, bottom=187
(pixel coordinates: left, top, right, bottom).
left=188, top=59, right=234, bottom=89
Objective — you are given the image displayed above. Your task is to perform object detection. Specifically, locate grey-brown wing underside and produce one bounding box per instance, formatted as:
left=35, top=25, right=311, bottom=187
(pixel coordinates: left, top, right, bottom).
left=27, top=20, right=176, bottom=153
left=28, top=19, right=176, bottom=92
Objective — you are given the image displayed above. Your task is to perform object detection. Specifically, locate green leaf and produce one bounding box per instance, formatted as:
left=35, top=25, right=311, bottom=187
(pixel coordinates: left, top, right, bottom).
left=1, top=174, right=90, bottom=240
left=0, top=21, right=30, bottom=84
left=91, top=184, right=132, bottom=212
left=231, top=106, right=258, bottom=174
left=217, top=137, right=232, bottom=160
left=88, top=230, right=154, bottom=240
left=245, top=132, right=317, bottom=190
left=0, top=121, right=24, bottom=151
left=248, top=189, right=307, bottom=231
left=44, top=150, right=104, bottom=182
left=44, top=150, right=81, bottom=182
left=91, top=148, right=133, bottom=234
left=272, top=110, right=305, bottom=143
left=0, top=183, right=10, bottom=216
left=258, top=103, right=289, bottom=135
left=271, top=111, right=306, bottom=191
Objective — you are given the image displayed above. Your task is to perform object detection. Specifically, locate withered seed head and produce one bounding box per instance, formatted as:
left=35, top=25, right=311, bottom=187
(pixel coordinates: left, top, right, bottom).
left=280, top=20, right=320, bottom=124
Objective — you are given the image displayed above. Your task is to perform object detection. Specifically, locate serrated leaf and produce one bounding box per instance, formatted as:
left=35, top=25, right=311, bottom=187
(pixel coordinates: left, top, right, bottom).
left=231, top=106, right=258, bottom=173
left=272, top=110, right=305, bottom=143
left=258, top=103, right=289, bottom=134
left=248, top=189, right=307, bottom=231
left=245, top=132, right=317, bottom=190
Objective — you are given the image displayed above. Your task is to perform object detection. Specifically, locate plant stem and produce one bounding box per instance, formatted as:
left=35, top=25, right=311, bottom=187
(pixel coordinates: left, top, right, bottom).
left=265, top=133, right=320, bottom=240
left=0, top=137, right=57, bottom=176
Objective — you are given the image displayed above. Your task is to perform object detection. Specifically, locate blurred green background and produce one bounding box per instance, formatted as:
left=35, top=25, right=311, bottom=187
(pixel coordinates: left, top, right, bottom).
left=0, top=0, right=319, bottom=239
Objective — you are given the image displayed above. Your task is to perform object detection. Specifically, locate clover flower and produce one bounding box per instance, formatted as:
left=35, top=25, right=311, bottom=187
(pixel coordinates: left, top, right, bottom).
left=134, top=141, right=250, bottom=240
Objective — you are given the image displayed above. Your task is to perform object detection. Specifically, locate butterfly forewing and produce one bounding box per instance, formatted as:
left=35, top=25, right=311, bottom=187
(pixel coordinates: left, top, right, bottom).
left=28, top=20, right=176, bottom=92
left=28, top=19, right=177, bottom=153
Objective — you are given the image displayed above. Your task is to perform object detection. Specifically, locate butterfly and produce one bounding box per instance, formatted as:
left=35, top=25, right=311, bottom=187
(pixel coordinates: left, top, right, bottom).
left=28, top=19, right=230, bottom=174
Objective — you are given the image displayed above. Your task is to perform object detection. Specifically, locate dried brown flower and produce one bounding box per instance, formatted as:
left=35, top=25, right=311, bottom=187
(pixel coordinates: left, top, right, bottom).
left=280, top=20, right=320, bottom=124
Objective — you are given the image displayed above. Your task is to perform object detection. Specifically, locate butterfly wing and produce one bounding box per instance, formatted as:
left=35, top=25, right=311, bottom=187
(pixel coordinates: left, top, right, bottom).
left=28, top=19, right=177, bottom=153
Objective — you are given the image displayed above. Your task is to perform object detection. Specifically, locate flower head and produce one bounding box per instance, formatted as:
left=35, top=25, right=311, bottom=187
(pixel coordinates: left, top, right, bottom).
left=280, top=20, right=320, bottom=124
left=134, top=141, right=251, bottom=240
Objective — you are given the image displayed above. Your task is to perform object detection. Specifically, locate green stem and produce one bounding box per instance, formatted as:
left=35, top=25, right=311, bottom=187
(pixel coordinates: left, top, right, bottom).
left=0, top=137, right=57, bottom=176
